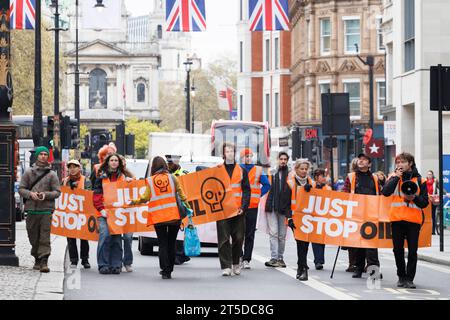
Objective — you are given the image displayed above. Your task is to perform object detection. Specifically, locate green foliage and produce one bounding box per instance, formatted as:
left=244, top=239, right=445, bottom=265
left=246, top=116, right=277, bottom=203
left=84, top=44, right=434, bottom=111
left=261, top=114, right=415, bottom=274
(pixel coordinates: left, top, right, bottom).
left=10, top=20, right=66, bottom=116
left=159, top=56, right=235, bottom=133
left=125, top=118, right=164, bottom=158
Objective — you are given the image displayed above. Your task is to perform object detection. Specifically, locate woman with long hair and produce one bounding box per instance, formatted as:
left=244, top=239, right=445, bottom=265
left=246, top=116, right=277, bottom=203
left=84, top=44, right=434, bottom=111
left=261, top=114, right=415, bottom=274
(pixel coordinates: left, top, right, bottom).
left=93, top=153, right=130, bottom=275
left=132, top=156, right=190, bottom=279
left=426, top=170, right=439, bottom=235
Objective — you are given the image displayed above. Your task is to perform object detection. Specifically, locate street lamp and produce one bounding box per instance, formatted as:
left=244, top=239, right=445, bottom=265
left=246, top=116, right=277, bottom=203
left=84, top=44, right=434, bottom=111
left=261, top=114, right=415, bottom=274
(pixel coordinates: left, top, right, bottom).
left=184, top=60, right=193, bottom=133
left=191, top=82, right=196, bottom=133
left=354, top=43, right=375, bottom=131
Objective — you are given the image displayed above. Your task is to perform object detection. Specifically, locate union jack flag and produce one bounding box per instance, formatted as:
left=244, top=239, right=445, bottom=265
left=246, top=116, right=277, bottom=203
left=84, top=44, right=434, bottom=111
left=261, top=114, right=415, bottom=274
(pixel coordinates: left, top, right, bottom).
left=166, top=0, right=206, bottom=32
left=9, top=0, right=36, bottom=30
left=249, top=0, right=289, bottom=31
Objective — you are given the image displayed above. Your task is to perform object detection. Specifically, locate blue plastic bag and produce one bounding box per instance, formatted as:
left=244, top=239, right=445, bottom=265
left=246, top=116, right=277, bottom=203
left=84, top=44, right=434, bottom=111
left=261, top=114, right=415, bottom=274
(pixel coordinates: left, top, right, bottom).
left=184, top=216, right=201, bottom=257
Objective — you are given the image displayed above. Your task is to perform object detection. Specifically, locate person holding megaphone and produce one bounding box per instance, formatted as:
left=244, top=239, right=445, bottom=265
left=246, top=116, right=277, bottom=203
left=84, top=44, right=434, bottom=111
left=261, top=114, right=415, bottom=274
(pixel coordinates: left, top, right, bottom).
left=382, top=152, right=429, bottom=289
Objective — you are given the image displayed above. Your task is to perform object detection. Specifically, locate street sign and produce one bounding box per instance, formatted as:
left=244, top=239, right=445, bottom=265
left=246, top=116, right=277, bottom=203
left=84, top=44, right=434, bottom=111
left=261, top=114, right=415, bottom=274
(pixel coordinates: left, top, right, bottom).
left=365, top=139, right=384, bottom=158
left=430, top=65, right=450, bottom=111
left=384, top=121, right=396, bottom=146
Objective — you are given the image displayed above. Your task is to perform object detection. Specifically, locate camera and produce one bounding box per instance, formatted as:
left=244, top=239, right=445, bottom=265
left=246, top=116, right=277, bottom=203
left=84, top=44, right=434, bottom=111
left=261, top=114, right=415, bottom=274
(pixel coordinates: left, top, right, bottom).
left=69, top=180, right=77, bottom=190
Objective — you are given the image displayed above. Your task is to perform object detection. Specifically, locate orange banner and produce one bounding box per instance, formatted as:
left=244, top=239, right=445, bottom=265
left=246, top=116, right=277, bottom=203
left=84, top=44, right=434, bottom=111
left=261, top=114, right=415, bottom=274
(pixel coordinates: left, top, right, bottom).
left=178, top=166, right=239, bottom=226
left=292, top=188, right=432, bottom=248
left=51, top=168, right=241, bottom=238
left=51, top=186, right=100, bottom=241
left=102, top=179, right=154, bottom=234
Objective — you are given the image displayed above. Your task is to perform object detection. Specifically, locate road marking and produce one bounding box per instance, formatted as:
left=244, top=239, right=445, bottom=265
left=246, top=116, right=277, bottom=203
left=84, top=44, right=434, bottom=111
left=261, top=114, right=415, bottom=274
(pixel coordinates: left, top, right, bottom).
left=252, top=254, right=357, bottom=300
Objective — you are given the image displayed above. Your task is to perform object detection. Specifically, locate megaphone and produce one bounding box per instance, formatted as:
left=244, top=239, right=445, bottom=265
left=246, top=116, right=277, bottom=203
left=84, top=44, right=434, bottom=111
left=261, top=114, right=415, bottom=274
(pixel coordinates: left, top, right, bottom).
left=401, top=180, right=418, bottom=196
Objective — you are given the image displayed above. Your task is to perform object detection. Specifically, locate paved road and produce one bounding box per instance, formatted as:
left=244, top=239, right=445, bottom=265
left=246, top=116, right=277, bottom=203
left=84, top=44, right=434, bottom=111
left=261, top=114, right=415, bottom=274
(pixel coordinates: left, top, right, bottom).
left=64, top=231, right=450, bottom=300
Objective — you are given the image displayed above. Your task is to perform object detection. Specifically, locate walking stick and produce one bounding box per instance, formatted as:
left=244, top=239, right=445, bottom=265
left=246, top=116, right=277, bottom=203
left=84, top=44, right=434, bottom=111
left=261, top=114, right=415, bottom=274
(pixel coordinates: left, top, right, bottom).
left=330, top=246, right=341, bottom=279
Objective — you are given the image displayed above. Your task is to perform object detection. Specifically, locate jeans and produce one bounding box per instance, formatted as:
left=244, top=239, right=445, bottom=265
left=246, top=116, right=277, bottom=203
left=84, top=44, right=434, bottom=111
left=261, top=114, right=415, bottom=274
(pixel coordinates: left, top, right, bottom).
left=122, top=233, right=133, bottom=266
left=155, top=223, right=180, bottom=275
left=242, top=208, right=258, bottom=262
left=217, top=214, right=245, bottom=269
left=392, top=221, right=421, bottom=281
left=97, top=217, right=123, bottom=270
left=312, top=243, right=325, bottom=265
left=267, top=211, right=287, bottom=260
left=67, top=238, right=89, bottom=263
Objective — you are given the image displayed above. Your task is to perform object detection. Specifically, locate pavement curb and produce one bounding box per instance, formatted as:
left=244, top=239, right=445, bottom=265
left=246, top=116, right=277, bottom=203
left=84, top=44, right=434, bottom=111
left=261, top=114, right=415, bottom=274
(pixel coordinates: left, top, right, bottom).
left=33, top=235, right=67, bottom=300
left=417, top=254, right=450, bottom=267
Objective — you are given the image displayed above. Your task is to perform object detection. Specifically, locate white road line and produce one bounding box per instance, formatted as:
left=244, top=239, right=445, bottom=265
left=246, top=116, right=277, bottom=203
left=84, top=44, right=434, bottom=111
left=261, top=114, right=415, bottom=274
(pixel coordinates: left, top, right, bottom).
left=252, top=254, right=358, bottom=300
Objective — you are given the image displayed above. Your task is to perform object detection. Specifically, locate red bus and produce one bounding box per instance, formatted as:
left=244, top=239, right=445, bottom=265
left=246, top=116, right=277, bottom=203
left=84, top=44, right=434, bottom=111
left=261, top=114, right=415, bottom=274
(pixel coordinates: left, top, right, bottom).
left=211, top=120, right=271, bottom=167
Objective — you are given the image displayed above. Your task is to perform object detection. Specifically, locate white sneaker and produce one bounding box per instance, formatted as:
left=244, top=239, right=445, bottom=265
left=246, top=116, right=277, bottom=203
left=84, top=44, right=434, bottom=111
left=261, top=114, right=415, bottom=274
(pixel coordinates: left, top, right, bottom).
left=232, top=264, right=241, bottom=275
left=222, top=268, right=232, bottom=276
left=124, top=265, right=133, bottom=272
left=243, top=260, right=251, bottom=269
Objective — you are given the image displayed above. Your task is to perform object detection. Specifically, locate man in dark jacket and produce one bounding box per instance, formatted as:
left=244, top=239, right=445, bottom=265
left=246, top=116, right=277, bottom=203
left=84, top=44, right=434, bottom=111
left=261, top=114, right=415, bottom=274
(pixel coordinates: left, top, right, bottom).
left=382, top=152, right=429, bottom=289
left=19, top=146, right=61, bottom=273
left=216, top=143, right=251, bottom=276
left=343, top=153, right=381, bottom=279
left=264, top=152, right=291, bottom=268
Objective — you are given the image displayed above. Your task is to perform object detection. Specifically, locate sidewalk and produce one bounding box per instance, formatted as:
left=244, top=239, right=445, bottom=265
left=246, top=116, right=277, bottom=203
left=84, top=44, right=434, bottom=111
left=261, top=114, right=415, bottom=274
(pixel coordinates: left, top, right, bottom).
left=0, top=221, right=67, bottom=300
left=417, top=230, right=450, bottom=266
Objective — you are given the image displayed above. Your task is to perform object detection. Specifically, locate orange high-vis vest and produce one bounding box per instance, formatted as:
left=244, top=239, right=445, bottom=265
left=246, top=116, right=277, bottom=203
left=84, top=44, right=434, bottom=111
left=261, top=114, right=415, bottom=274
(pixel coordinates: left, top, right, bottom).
left=347, top=172, right=380, bottom=195
left=146, top=173, right=180, bottom=225
left=389, top=177, right=425, bottom=225
left=219, top=164, right=244, bottom=208
left=63, top=175, right=86, bottom=190
left=287, top=176, right=314, bottom=212
left=248, top=166, right=263, bottom=209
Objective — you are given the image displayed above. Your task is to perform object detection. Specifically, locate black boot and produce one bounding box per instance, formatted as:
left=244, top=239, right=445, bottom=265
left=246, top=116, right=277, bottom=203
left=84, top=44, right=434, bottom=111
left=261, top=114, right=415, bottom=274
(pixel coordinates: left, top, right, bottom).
left=352, top=269, right=363, bottom=278
left=298, top=267, right=308, bottom=281
left=81, top=260, right=91, bottom=269
left=33, top=258, right=41, bottom=270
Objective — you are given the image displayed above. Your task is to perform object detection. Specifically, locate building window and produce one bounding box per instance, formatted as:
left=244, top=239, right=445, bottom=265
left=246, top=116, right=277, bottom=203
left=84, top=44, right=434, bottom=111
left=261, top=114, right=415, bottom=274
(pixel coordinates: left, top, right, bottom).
left=404, top=0, right=415, bottom=72
left=344, top=18, right=360, bottom=54
left=240, top=41, right=243, bottom=72
left=274, top=37, right=280, bottom=70
left=157, top=25, right=162, bottom=39
left=274, top=92, right=279, bottom=127
left=305, top=85, right=311, bottom=121
left=377, top=18, right=385, bottom=51
left=319, top=82, right=331, bottom=94
left=137, top=83, right=146, bottom=103
left=307, top=19, right=311, bottom=56
left=265, top=93, right=270, bottom=122
left=265, top=39, right=270, bottom=71
left=320, top=18, right=331, bottom=55
left=89, top=68, right=107, bottom=109
left=239, top=95, right=243, bottom=120
left=343, top=81, right=361, bottom=117
left=377, top=80, right=386, bottom=118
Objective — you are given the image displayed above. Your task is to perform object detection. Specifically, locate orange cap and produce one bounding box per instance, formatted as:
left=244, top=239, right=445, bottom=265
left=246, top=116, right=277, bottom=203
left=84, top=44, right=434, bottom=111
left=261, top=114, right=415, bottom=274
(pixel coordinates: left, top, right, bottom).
left=240, top=148, right=253, bottom=158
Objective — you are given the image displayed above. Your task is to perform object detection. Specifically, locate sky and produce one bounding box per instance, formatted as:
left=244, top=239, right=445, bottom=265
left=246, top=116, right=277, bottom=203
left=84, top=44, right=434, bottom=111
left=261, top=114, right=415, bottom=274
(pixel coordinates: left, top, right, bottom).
left=124, top=0, right=239, bottom=65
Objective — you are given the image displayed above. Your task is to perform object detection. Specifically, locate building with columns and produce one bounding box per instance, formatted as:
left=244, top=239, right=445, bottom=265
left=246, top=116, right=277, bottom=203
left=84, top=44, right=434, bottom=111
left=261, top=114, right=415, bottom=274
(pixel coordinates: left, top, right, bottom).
left=62, top=0, right=161, bottom=130
left=289, top=0, right=386, bottom=175
left=381, top=0, right=450, bottom=174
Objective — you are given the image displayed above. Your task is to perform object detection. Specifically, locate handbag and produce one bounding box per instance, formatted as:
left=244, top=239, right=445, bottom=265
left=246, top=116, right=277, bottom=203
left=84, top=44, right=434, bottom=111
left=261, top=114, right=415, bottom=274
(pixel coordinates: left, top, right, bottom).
left=184, top=215, right=200, bottom=257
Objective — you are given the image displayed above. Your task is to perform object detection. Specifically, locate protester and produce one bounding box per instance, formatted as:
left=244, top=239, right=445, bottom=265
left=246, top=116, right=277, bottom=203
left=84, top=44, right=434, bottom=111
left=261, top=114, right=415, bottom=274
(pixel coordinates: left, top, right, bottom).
left=264, top=152, right=291, bottom=269
left=93, top=153, right=132, bottom=275
left=239, top=148, right=270, bottom=269
left=375, top=171, right=387, bottom=188
left=344, top=157, right=359, bottom=273
left=90, top=142, right=117, bottom=186
left=62, top=159, right=91, bottom=269
left=343, top=153, right=382, bottom=279
left=19, top=146, right=61, bottom=273
left=382, top=152, right=429, bottom=289
left=426, top=170, right=439, bottom=235
left=166, top=154, right=190, bottom=266
left=216, top=143, right=250, bottom=276
left=286, top=160, right=329, bottom=281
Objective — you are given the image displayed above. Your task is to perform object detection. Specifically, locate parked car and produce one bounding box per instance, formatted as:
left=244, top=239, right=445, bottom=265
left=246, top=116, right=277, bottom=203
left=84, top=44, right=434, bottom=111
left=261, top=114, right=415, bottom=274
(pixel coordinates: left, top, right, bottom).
left=137, top=156, right=223, bottom=256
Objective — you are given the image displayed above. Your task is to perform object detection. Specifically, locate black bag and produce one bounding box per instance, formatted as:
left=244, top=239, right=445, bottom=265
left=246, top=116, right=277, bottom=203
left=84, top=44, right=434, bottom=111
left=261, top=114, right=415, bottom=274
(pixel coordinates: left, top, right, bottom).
left=23, top=169, right=51, bottom=205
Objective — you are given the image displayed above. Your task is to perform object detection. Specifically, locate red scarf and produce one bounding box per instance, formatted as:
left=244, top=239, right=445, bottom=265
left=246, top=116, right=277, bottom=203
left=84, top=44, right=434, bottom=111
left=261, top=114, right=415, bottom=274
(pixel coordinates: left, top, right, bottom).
left=426, top=178, right=435, bottom=195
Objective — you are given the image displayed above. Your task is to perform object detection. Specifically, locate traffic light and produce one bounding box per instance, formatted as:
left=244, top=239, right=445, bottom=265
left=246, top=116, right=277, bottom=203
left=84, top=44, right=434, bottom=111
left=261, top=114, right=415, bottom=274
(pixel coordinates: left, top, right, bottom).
left=60, top=116, right=71, bottom=149
left=115, top=122, right=125, bottom=155
left=311, top=140, right=319, bottom=165
left=70, top=119, right=80, bottom=149
left=125, top=134, right=135, bottom=156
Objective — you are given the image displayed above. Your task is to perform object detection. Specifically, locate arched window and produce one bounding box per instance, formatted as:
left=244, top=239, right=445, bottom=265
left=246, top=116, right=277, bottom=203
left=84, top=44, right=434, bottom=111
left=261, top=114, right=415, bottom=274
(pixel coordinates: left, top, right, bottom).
left=89, top=68, right=107, bottom=108
left=137, top=83, right=146, bottom=102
